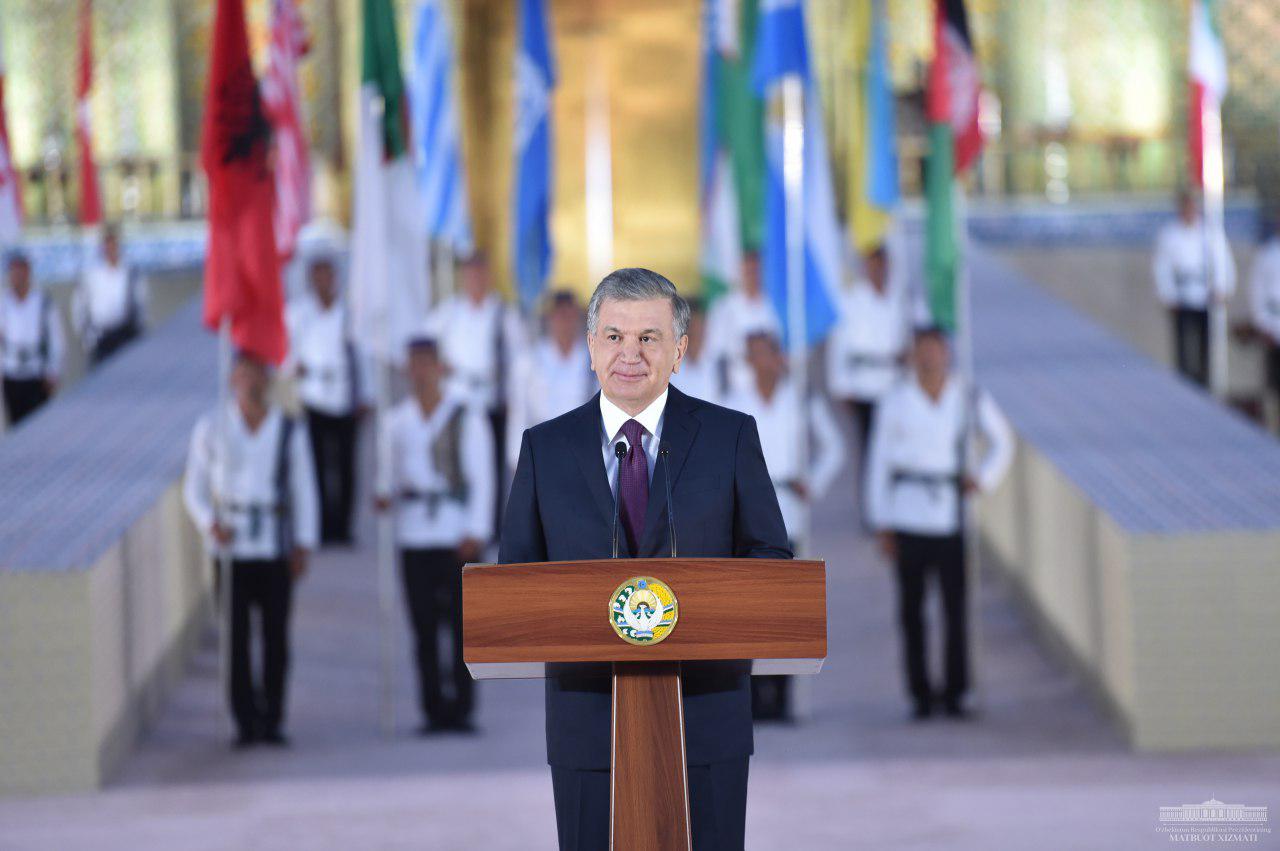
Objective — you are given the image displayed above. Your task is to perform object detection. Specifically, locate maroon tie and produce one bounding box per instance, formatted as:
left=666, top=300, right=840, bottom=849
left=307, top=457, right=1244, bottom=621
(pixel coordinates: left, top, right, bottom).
left=618, top=419, right=649, bottom=554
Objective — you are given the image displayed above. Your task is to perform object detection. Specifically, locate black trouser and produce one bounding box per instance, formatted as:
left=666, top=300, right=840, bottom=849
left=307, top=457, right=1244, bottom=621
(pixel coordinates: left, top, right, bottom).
left=90, top=320, right=140, bottom=366
left=488, top=407, right=507, bottom=542
left=305, top=407, right=358, bottom=543
left=1266, top=343, right=1280, bottom=397
left=551, top=757, right=749, bottom=851
left=844, top=398, right=877, bottom=523
left=894, top=532, right=967, bottom=707
left=224, top=558, right=294, bottom=738
left=401, top=547, right=473, bottom=727
left=2, top=377, right=49, bottom=426
left=1171, top=307, right=1210, bottom=387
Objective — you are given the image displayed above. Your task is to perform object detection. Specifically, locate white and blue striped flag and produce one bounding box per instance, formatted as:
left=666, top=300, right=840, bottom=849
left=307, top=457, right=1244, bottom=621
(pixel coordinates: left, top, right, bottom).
left=513, top=0, right=555, bottom=310
left=753, top=0, right=840, bottom=347
left=410, top=0, right=472, bottom=254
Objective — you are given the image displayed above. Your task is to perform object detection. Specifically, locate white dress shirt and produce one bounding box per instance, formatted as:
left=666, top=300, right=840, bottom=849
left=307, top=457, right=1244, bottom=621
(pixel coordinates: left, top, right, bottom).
left=825, top=280, right=910, bottom=402
left=600, top=388, right=667, bottom=494
left=670, top=353, right=720, bottom=404
left=866, top=375, right=1013, bottom=537
left=705, top=290, right=782, bottom=395
left=724, top=379, right=844, bottom=542
left=285, top=295, right=367, bottom=416
left=1249, top=238, right=1280, bottom=342
left=183, top=404, right=320, bottom=560
left=507, top=337, right=597, bottom=467
left=1153, top=220, right=1237, bottom=309
left=377, top=390, right=495, bottom=548
left=1, top=288, right=64, bottom=380
left=426, top=293, right=526, bottom=411
left=73, top=260, right=146, bottom=342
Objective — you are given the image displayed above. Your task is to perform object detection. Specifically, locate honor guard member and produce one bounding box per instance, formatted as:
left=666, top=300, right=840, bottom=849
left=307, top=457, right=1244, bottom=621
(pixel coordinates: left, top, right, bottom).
left=1250, top=217, right=1280, bottom=432
left=73, top=224, right=147, bottom=366
left=183, top=351, right=319, bottom=748
left=704, top=250, right=781, bottom=396
left=726, top=331, right=844, bottom=720
left=375, top=336, right=493, bottom=733
left=1, top=251, right=64, bottom=427
left=507, top=290, right=597, bottom=469
left=826, top=244, right=910, bottom=470
left=1153, top=188, right=1236, bottom=387
left=866, top=326, right=1012, bottom=720
left=285, top=257, right=369, bottom=545
left=669, top=297, right=721, bottom=403
left=426, top=249, right=525, bottom=535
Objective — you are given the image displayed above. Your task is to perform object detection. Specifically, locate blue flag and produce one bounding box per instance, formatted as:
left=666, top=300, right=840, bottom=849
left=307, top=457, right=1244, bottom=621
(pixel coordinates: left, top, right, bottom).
left=411, top=0, right=473, bottom=254
left=866, top=0, right=899, bottom=209
left=752, top=0, right=839, bottom=347
left=513, top=0, right=555, bottom=310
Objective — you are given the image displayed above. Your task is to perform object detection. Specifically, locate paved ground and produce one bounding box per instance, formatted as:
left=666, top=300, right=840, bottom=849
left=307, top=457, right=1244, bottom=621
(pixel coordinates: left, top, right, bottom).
left=2, top=410, right=1277, bottom=851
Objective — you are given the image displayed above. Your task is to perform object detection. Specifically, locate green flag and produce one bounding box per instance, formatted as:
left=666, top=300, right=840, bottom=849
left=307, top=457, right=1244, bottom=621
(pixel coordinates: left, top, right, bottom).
left=361, top=0, right=407, bottom=160
left=925, top=122, right=956, bottom=332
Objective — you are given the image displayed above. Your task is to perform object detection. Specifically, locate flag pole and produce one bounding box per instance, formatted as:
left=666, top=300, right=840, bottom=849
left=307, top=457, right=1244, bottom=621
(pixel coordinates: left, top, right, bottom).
left=1202, top=97, right=1229, bottom=398
left=213, top=315, right=234, bottom=737
left=782, top=75, right=810, bottom=557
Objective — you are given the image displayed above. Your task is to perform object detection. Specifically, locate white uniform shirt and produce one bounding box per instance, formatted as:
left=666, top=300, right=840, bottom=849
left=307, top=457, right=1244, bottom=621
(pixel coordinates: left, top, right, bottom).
left=183, top=405, right=320, bottom=560
left=600, top=389, right=666, bottom=491
left=0, top=288, right=64, bottom=380
left=285, top=295, right=367, bottom=416
left=378, top=391, right=495, bottom=548
left=507, top=337, right=596, bottom=467
left=724, top=380, right=844, bottom=543
left=74, top=260, right=145, bottom=341
left=705, top=291, right=782, bottom=395
left=427, top=293, right=526, bottom=411
left=1152, top=220, right=1237, bottom=309
left=826, top=280, right=910, bottom=402
left=866, top=376, right=1013, bottom=537
left=670, top=353, right=720, bottom=404
left=1249, top=238, right=1280, bottom=342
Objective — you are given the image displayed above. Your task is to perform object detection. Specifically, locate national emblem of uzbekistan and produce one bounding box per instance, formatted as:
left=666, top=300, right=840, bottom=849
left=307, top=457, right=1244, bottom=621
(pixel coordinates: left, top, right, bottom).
left=609, top=577, right=679, bottom=645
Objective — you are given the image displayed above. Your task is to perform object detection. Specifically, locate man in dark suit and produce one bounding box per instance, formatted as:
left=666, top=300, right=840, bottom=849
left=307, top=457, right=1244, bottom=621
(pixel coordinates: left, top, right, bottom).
left=500, top=267, right=791, bottom=850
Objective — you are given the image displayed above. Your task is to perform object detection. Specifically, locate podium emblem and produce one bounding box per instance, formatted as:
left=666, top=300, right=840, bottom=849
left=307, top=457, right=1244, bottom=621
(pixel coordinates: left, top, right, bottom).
left=609, top=577, right=679, bottom=645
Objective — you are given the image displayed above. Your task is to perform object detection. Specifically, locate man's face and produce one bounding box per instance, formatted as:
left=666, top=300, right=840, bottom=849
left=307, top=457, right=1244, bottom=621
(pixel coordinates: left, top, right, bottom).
left=589, top=298, right=687, bottom=411
left=548, top=301, right=583, bottom=347
left=742, top=255, right=761, bottom=297
left=865, top=251, right=887, bottom=290
left=8, top=261, right=30, bottom=298
left=913, top=334, right=950, bottom=382
left=1179, top=196, right=1199, bottom=225
left=745, top=335, right=784, bottom=384
left=310, top=263, right=337, bottom=305
left=231, top=358, right=270, bottom=407
left=685, top=311, right=706, bottom=359
left=104, top=235, right=121, bottom=265
left=408, top=347, right=445, bottom=392
left=462, top=260, right=491, bottom=302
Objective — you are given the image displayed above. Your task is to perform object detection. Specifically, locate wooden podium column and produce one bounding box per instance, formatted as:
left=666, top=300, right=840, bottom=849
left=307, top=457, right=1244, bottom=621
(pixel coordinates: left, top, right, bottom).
left=611, top=662, right=690, bottom=851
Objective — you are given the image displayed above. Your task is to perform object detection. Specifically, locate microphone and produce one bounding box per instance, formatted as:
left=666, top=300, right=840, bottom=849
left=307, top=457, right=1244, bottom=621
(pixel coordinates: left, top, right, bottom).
left=660, top=445, right=678, bottom=558
left=610, top=440, right=628, bottom=558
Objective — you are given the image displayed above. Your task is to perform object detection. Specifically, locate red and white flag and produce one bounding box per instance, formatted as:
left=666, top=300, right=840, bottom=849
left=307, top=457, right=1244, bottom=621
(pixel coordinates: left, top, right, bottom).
left=76, top=0, right=102, bottom=226
left=262, top=0, right=311, bottom=261
left=926, top=0, right=983, bottom=175
left=201, top=0, right=287, bottom=365
left=0, top=16, right=22, bottom=245
left=1188, top=0, right=1228, bottom=188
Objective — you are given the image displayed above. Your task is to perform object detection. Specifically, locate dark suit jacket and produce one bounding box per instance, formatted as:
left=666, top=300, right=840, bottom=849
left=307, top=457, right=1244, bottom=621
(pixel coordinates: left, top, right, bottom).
left=499, top=384, right=792, bottom=769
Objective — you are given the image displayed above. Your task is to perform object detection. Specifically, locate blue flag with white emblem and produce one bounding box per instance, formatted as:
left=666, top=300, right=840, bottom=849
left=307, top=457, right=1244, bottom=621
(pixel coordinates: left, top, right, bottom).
left=513, top=0, right=555, bottom=310
left=752, top=0, right=840, bottom=348
left=411, top=0, right=472, bottom=254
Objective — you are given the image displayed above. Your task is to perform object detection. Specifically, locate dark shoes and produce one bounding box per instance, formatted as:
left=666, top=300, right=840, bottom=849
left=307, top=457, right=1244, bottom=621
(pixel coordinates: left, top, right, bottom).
left=910, top=695, right=972, bottom=721
left=418, top=718, right=478, bottom=736
left=232, top=725, right=290, bottom=750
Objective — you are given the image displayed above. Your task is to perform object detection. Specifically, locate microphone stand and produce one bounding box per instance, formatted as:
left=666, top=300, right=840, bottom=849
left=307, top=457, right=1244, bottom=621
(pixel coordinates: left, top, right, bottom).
left=611, top=441, right=627, bottom=558
left=660, top=446, right=677, bottom=558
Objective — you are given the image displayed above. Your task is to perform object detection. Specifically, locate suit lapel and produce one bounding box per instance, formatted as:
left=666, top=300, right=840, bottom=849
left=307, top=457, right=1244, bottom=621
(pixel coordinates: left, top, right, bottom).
left=567, top=394, right=616, bottom=530
left=638, top=386, right=700, bottom=555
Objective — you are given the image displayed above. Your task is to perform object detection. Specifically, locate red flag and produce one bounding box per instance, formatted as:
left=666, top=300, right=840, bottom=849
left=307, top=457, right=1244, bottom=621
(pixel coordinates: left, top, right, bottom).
left=76, top=0, right=102, bottom=226
left=926, top=0, right=983, bottom=174
left=200, top=0, right=287, bottom=365
left=262, top=0, right=311, bottom=260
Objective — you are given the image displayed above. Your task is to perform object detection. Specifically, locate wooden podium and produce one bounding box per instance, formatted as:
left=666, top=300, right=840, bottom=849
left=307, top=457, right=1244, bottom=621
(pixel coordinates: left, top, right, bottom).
left=463, top=557, right=826, bottom=851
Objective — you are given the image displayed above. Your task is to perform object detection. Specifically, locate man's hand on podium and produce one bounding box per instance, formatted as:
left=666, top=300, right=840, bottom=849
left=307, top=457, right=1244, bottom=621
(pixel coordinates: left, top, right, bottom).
left=457, top=537, right=483, bottom=564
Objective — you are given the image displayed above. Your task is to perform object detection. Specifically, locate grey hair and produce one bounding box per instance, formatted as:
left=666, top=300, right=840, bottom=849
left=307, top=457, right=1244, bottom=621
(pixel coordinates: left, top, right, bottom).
left=586, top=268, right=691, bottom=340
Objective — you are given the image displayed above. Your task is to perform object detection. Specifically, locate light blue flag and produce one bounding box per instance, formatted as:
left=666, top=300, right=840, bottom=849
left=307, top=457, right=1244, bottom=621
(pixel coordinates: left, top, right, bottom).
left=866, top=0, right=899, bottom=209
left=752, top=0, right=840, bottom=347
left=513, top=0, right=555, bottom=310
left=411, top=0, right=473, bottom=253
